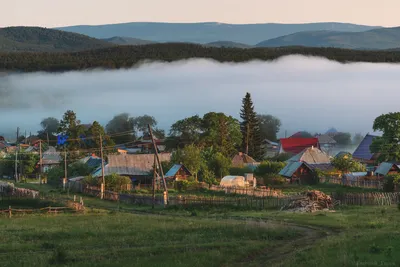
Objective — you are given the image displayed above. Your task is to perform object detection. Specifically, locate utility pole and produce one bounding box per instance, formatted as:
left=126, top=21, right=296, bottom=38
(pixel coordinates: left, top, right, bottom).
left=63, top=149, right=67, bottom=191
left=152, top=154, right=156, bottom=209
left=148, top=125, right=168, bottom=206
left=14, top=127, right=19, bottom=182
left=46, top=132, right=50, bottom=146
left=39, top=140, right=42, bottom=185
left=100, top=134, right=105, bottom=200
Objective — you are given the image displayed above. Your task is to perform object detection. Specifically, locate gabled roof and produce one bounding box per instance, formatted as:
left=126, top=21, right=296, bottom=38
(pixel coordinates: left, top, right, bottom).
left=165, top=164, right=192, bottom=178
left=93, top=153, right=171, bottom=177
left=317, top=134, right=337, bottom=145
left=41, top=146, right=61, bottom=165
left=279, top=161, right=305, bottom=177
left=352, top=134, right=379, bottom=161
left=263, top=139, right=279, bottom=146
left=375, top=162, right=400, bottom=176
left=287, top=147, right=331, bottom=164
left=232, top=152, right=257, bottom=167
left=279, top=138, right=319, bottom=155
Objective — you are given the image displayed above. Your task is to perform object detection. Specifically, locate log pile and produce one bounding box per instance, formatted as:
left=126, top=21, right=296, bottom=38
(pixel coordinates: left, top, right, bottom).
left=281, top=190, right=334, bottom=213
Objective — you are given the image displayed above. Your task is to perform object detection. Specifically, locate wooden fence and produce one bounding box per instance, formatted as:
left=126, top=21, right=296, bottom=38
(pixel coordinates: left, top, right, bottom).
left=331, top=192, right=400, bottom=206
left=319, top=176, right=383, bottom=189
left=208, top=185, right=283, bottom=198
left=0, top=203, right=85, bottom=218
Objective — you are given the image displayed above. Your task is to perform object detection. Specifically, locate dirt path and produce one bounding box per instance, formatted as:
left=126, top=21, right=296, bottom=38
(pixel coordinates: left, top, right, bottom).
left=231, top=218, right=335, bottom=267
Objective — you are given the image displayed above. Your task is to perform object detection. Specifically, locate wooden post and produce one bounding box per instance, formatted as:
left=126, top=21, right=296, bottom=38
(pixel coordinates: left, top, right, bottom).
left=148, top=125, right=168, bottom=205
left=152, top=154, right=156, bottom=209
left=64, top=149, right=67, bottom=190
left=39, top=140, right=42, bottom=185
left=100, top=134, right=105, bottom=200
left=8, top=206, right=11, bottom=218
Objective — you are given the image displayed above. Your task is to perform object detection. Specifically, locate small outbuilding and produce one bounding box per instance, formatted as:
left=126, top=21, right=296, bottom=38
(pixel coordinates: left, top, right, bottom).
left=165, top=164, right=192, bottom=181
left=220, top=176, right=247, bottom=187
left=375, top=162, right=400, bottom=177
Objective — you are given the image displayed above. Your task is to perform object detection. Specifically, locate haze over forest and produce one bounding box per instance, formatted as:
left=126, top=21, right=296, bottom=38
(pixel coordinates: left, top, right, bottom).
left=0, top=55, right=396, bottom=138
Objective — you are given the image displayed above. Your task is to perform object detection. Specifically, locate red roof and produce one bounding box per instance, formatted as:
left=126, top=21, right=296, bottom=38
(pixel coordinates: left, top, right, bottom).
left=280, top=138, right=320, bottom=154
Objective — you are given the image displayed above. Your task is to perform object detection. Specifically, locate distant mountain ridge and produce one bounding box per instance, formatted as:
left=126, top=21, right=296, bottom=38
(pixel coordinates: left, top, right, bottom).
left=102, top=36, right=155, bottom=45
left=0, top=27, right=113, bottom=52
left=56, top=22, right=380, bottom=45
left=256, top=27, right=400, bottom=50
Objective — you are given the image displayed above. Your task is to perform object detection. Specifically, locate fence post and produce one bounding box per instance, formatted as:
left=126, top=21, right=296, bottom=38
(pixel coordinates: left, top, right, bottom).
left=8, top=206, right=11, bottom=218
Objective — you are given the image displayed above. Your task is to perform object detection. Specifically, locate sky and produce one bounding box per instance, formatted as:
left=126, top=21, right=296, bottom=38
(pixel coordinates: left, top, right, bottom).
left=2, top=0, right=400, bottom=27
left=0, top=55, right=398, bottom=139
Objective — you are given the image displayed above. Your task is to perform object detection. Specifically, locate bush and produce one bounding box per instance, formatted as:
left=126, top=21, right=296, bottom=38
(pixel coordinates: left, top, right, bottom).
left=46, top=167, right=64, bottom=182
left=83, top=173, right=132, bottom=192
left=255, top=161, right=286, bottom=176
left=271, top=153, right=292, bottom=162
left=174, top=179, right=199, bottom=192
left=229, top=167, right=252, bottom=176
left=261, top=174, right=287, bottom=186
left=383, top=174, right=400, bottom=192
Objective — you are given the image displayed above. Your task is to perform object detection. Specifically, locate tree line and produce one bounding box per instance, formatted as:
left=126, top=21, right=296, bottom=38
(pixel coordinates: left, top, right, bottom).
left=2, top=43, right=400, bottom=72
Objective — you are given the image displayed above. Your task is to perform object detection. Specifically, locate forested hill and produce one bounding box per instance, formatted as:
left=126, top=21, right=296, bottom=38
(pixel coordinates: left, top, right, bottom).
left=0, top=27, right=114, bottom=52
left=2, top=43, right=400, bottom=72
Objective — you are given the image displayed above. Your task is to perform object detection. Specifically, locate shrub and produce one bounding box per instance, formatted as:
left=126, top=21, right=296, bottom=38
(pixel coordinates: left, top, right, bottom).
left=255, top=161, right=286, bottom=176
left=383, top=174, right=400, bottom=192
left=174, top=180, right=199, bottom=192
left=83, top=174, right=132, bottom=192
left=229, top=167, right=252, bottom=176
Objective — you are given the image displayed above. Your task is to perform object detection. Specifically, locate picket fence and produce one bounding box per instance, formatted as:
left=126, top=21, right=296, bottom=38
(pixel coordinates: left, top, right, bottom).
left=208, top=185, right=283, bottom=198
left=320, top=176, right=383, bottom=189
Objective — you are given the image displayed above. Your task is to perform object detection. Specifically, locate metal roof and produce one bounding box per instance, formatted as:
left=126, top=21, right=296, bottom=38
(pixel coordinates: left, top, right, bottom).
left=352, top=134, right=378, bottom=160
left=41, top=146, right=61, bottom=165
left=165, top=164, right=192, bottom=178
left=317, top=134, right=337, bottom=145
left=287, top=147, right=331, bottom=164
left=92, top=153, right=171, bottom=177
left=375, top=162, right=400, bottom=176
left=279, top=138, right=319, bottom=155
left=279, top=161, right=304, bottom=177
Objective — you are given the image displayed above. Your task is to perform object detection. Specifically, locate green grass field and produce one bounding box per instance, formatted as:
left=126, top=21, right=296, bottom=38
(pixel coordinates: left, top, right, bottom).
left=5, top=181, right=398, bottom=266
left=0, top=212, right=300, bottom=267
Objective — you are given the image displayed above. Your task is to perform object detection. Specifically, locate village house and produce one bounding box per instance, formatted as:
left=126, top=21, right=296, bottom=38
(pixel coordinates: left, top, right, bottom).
left=316, top=134, right=337, bottom=155
left=92, top=153, right=171, bottom=185
left=263, top=139, right=279, bottom=158
left=352, top=134, right=380, bottom=165
left=278, top=137, right=320, bottom=155
left=165, top=164, right=192, bottom=181
left=231, top=152, right=258, bottom=170
left=40, top=147, right=62, bottom=172
left=279, top=146, right=334, bottom=184
left=375, top=162, right=400, bottom=177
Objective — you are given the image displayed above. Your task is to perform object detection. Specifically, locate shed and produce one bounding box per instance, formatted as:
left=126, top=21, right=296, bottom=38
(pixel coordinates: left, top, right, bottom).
left=231, top=152, right=258, bottom=168
left=165, top=164, right=192, bottom=181
left=375, top=162, right=400, bottom=177
left=220, top=176, right=247, bottom=187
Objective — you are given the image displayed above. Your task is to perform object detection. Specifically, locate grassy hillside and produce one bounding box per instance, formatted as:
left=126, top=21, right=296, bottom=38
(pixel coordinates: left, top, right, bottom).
left=256, top=27, right=400, bottom=49
left=0, top=27, right=114, bottom=52
left=102, top=36, right=155, bottom=45
left=2, top=43, right=400, bottom=72
left=57, top=22, right=380, bottom=45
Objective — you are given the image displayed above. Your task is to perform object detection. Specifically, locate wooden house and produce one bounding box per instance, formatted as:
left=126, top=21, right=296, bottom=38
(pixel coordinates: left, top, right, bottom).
left=375, top=162, right=400, bottom=177
left=165, top=164, right=192, bottom=181
left=352, top=134, right=380, bottom=165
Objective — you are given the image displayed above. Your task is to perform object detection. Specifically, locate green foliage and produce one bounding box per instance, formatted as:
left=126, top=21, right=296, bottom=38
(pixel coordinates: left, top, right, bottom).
left=240, top=92, right=263, bottom=160
left=331, top=155, right=366, bottom=173
left=68, top=162, right=94, bottom=177
left=229, top=166, right=253, bottom=176
left=255, top=161, right=286, bottom=176
left=168, top=115, right=203, bottom=148
left=0, top=26, right=113, bottom=53
left=208, top=152, right=231, bottom=178
left=257, top=114, right=281, bottom=142
left=174, top=179, right=199, bottom=192
left=46, top=166, right=65, bottom=182
left=0, top=152, right=39, bottom=178
left=372, top=112, right=400, bottom=162
left=83, top=174, right=132, bottom=192
left=131, top=115, right=157, bottom=134
left=105, top=113, right=135, bottom=145
left=5, top=44, right=400, bottom=72
left=383, top=174, right=400, bottom=192
left=171, top=145, right=202, bottom=179
left=333, top=132, right=352, bottom=146
left=271, top=153, right=292, bottom=162
left=37, top=117, right=59, bottom=145
left=57, top=110, right=85, bottom=160
left=201, top=168, right=218, bottom=188
left=86, top=121, right=114, bottom=151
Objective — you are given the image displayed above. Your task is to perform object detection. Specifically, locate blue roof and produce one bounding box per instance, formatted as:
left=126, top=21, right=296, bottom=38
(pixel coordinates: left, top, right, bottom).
left=165, top=164, right=191, bottom=177
left=352, top=134, right=378, bottom=161
left=86, top=157, right=103, bottom=168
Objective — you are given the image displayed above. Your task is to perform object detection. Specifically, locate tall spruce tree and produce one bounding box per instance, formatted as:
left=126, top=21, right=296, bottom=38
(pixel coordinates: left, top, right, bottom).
left=240, top=93, right=263, bottom=160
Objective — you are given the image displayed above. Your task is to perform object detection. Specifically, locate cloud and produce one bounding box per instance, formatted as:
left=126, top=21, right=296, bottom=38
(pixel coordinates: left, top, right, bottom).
left=0, top=55, right=398, bottom=138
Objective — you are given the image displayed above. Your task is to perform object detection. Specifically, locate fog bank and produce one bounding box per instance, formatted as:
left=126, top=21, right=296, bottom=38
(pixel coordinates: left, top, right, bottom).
left=0, top=55, right=398, bottom=138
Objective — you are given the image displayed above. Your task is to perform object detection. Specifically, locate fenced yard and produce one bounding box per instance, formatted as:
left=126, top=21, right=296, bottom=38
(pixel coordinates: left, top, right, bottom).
left=319, top=176, right=383, bottom=189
